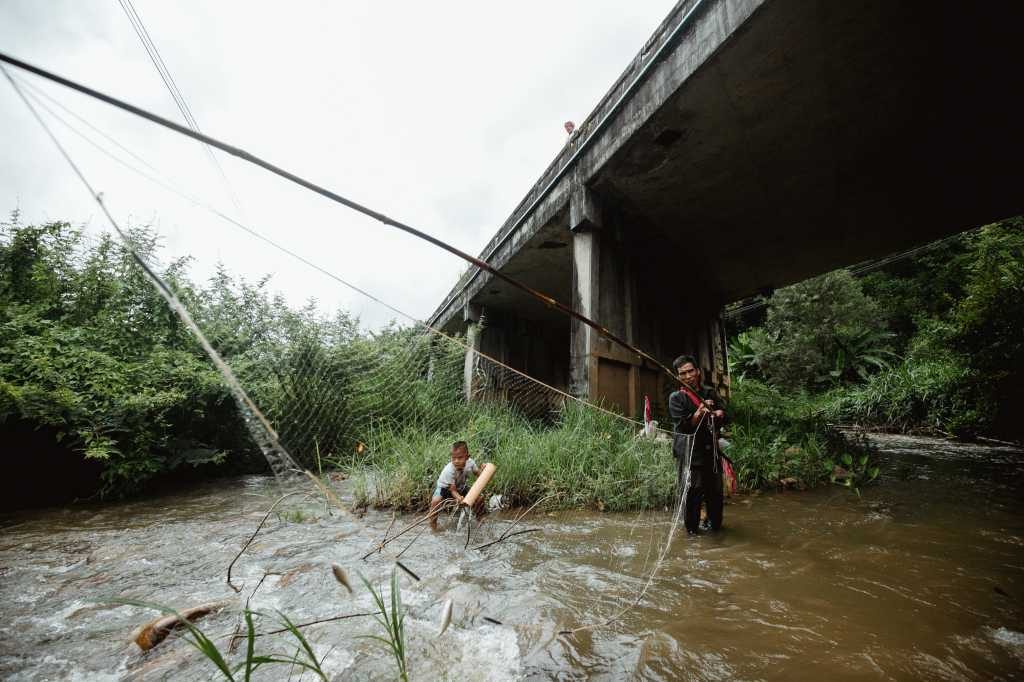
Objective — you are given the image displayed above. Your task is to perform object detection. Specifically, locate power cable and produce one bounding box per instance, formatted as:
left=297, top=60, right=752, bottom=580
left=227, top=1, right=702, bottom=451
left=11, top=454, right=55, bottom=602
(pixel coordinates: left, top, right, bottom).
left=0, top=50, right=679, bottom=382
left=116, top=0, right=246, bottom=217
left=17, top=76, right=162, bottom=177
left=723, top=229, right=976, bottom=320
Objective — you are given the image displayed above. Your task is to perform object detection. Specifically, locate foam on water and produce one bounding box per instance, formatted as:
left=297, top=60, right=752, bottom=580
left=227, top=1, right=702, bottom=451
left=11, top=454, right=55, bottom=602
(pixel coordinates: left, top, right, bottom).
left=989, top=627, right=1024, bottom=663
left=447, top=623, right=521, bottom=681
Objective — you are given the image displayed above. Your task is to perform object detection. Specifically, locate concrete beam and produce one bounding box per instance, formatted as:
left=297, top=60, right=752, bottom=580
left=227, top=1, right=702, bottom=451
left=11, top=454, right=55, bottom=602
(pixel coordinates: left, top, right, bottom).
left=463, top=302, right=482, bottom=324
left=570, top=185, right=603, bottom=233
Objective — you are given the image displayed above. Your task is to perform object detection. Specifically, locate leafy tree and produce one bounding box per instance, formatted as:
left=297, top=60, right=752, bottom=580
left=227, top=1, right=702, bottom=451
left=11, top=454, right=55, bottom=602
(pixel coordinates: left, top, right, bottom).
left=949, top=218, right=1024, bottom=436
left=759, top=270, right=893, bottom=389
left=728, top=328, right=772, bottom=380
left=859, top=232, right=974, bottom=352
left=1, top=217, right=474, bottom=499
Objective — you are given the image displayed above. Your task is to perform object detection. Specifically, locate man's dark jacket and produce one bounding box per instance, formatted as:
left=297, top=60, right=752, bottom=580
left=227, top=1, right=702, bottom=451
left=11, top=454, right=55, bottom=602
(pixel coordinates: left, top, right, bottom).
left=668, top=384, right=727, bottom=468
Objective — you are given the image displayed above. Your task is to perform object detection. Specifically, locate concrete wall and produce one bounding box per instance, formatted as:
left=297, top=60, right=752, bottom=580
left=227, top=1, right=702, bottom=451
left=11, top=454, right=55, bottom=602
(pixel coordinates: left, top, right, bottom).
left=463, top=306, right=570, bottom=419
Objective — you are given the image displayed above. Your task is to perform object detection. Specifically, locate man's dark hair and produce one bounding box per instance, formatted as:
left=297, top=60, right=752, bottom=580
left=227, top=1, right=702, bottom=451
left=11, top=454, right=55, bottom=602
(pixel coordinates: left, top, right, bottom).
left=673, top=354, right=699, bottom=372
left=451, top=440, right=469, bottom=453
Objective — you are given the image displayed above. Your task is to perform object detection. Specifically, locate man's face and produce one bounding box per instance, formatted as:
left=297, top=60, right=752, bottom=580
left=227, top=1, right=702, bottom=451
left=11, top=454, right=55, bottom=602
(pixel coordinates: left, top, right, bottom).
left=451, top=448, right=469, bottom=470
left=677, top=362, right=700, bottom=388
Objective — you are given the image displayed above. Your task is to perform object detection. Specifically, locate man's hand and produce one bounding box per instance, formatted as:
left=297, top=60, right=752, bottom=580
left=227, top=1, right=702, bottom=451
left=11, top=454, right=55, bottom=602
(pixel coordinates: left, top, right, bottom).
left=454, top=493, right=465, bottom=505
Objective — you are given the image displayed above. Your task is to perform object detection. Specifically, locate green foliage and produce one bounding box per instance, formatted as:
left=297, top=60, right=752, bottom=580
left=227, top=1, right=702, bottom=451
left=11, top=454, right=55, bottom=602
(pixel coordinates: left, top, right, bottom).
left=0, top=218, right=471, bottom=496
left=824, top=451, right=880, bottom=497
left=732, top=218, right=1023, bottom=439
left=859, top=233, right=974, bottom=353
left=0, top=219, right=247, bottom=494
left=725, top=377, right=834, bottom=489
left=815, top=219, right=1023, bottom=437
left=759, top=270, right=894, bottom=389
left=823, top=349, right=977, bottom=435
left=948, top=219, right=1024, bottom=437
left=359, top=570, right=408, bottom=682
left=728, top=328, right=772, bottom=380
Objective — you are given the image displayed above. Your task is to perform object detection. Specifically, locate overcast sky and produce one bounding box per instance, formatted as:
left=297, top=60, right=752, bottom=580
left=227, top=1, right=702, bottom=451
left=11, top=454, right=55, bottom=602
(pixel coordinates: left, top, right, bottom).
left=1, top=0, right=674, bottom=328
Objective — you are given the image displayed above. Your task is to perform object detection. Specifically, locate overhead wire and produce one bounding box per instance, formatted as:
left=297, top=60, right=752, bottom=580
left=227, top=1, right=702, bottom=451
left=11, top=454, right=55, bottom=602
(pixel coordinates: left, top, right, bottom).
left=0, top=50, right=679, bottom=382
left=116, top=0, right=247, bottom=217
left=723, top=229, right=977, bottom=320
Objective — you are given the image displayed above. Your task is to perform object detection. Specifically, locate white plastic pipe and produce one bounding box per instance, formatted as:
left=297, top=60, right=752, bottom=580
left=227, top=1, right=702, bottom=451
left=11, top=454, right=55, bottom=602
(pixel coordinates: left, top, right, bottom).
left=462, top=463, right=496, bottom=507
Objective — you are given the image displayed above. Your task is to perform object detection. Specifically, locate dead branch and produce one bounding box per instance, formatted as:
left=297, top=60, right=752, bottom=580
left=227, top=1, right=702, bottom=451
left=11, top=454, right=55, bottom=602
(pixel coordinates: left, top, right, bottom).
left=361, top=499, right=457, bottom=560
left=227, top=491, right=303, bottom=593
left=132, top=602, right=225, bottom=651
left=395, top=525, right=427, bottom=559
left=471, top=528, right=541, bottom=551
left=379, top=511, right=397, bottom=554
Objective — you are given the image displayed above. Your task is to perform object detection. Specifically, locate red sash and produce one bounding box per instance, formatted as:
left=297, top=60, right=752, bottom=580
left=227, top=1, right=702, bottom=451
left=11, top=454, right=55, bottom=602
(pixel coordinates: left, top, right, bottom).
left=679, top=385, right=704, bottom=409
left=679, top=385, right=734, bottom=472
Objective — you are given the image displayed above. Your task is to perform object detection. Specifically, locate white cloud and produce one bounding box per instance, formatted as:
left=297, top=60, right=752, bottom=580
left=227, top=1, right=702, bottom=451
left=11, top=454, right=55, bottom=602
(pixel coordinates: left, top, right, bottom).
left=1, top=0, right=675, bottom=328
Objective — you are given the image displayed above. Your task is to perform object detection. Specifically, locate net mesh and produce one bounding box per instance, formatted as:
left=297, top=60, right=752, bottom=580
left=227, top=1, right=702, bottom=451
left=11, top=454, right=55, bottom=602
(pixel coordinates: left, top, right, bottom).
left=9, top=70, right=701, bottom=637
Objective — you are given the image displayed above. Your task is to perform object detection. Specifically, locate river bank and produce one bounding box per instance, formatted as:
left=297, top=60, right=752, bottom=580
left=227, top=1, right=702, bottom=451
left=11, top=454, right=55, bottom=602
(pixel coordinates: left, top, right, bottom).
left=1, top=432, right=1022, bottom=680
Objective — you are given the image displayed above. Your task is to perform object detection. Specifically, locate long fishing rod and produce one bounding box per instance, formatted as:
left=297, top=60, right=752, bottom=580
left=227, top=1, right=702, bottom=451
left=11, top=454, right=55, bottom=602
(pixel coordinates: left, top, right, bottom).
left=0, top=51, right=678, bottom=382
left=16, top=75, right=679, bottom=444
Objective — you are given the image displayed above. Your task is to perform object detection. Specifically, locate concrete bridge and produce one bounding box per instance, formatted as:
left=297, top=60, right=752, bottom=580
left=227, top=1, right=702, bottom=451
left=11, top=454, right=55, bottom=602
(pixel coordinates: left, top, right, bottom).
left=429, top=0, right=1023, bottom=419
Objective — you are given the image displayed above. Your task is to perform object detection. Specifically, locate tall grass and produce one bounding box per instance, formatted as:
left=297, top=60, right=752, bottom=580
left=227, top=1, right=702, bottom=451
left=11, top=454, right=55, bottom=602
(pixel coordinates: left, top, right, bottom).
left=359, top=570, right=408, bottom=681
left=343, top=376, right=868, bottom=511
left=821, top=355, right=978, bottom=435
left=346, top=401, right=676, bottom=512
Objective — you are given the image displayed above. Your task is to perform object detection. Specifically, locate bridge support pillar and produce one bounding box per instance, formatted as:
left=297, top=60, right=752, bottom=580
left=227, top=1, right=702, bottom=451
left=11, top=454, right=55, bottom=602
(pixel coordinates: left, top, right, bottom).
left=569, top=187, right=602, bottom=399
left=569, top=188, right=730, bottom=417
left=463, top=303, right=482, bottom=401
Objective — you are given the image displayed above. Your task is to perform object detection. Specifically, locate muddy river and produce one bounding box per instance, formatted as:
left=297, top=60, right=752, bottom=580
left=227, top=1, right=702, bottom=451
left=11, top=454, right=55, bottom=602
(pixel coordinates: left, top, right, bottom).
left=1, top=433, right=1022, bottom=680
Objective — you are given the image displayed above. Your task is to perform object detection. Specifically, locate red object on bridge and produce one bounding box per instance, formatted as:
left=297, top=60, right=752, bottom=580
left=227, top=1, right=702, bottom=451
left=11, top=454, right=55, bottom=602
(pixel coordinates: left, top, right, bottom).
left=564, top=121, right=576, bottom=134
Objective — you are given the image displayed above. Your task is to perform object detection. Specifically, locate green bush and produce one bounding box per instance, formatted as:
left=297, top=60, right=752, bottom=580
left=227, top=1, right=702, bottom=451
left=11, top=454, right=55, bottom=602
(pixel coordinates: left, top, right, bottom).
left=725, top=377, right=834, bottom=489
left=759, top=270, right=894, bottom=390
left=0, top=220, right=248, bottom=494
left=0, top=218, right=475, bottom=496
left=820, top=219, right=1022, bottom=438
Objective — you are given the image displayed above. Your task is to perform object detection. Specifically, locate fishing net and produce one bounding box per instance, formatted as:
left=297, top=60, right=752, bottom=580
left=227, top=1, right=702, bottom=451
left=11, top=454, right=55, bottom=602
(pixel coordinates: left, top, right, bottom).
left=6, top=68, right=703, bottom=643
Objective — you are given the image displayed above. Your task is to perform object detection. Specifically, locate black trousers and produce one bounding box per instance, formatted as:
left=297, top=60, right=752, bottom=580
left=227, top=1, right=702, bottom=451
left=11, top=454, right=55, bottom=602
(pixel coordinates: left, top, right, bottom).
left=677, top=457, right=723, bottom=533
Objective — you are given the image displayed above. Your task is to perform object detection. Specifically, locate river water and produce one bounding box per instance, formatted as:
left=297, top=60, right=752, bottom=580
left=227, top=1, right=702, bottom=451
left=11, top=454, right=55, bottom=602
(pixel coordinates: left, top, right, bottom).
left=1, top=433, right=1022, bottom=680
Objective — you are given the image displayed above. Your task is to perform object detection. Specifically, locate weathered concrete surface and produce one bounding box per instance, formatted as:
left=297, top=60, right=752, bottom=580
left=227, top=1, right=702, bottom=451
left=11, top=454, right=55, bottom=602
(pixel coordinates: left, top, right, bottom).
left=430, top=0, right=1024, bottom=414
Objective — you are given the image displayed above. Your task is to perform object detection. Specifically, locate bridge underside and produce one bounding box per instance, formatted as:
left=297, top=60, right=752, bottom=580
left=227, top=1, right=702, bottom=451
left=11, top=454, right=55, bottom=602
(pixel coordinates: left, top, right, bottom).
left=442, top=0, right=1023, bottom=418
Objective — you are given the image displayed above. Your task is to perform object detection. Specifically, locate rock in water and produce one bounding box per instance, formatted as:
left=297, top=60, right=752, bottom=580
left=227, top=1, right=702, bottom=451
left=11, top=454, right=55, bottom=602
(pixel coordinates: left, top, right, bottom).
left=132, top=603, right=222, bottom=651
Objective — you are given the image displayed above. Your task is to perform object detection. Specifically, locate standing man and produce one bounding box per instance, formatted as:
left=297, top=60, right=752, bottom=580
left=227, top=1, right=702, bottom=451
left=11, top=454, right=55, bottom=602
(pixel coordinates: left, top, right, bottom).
left=669, top=355, right=727, bottom=534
